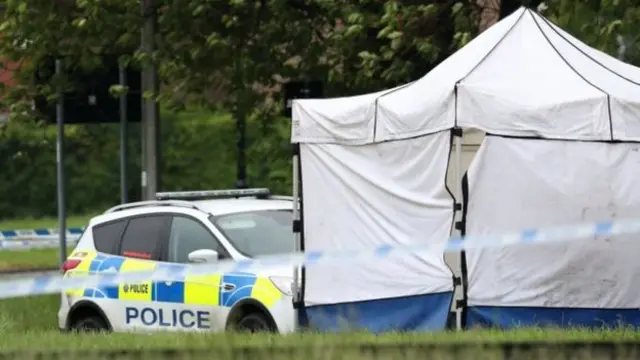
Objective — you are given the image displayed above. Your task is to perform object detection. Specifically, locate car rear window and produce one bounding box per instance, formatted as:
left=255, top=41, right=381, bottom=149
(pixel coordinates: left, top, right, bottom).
left=119, top=215, right=169, bottom=260
left=92, top=220, right=127, bottom=255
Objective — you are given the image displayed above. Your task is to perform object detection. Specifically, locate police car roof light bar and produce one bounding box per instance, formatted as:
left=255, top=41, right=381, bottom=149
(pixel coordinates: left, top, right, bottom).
left=105, top=200, right=202, bottom=214
left=269, top=195, right=295, bottom=201
left=155, top=188, right=271, bottom=201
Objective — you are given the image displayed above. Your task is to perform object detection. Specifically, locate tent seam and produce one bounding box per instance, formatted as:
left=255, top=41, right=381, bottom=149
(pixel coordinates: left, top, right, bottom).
left=485, top=132, right=637, bottom=144
left=297, top=129, right=453, bottom=146
left=372, top=81, right=416, bottom=142
left=537, top=13, right=640, bottom=86
left=304, top=290, right=455, bottom=308
left=452, top=9, right=526, bottom=319
left=528, top=10, right=614, bottom=141
left=453, top=7, right=527, bottom=127
left=455, top=8, right=526, bottom=84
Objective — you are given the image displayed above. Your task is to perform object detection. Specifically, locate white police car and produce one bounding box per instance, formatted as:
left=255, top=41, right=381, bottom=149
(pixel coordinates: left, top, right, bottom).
left=58, top=188, right=296, bottom=333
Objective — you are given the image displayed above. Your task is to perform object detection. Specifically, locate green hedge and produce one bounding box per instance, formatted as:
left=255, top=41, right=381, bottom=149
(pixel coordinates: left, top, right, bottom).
left=0, top=110, right=292, bottom=219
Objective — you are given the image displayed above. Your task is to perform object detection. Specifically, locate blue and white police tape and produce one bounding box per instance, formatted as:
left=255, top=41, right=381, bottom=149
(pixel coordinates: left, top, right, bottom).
left=0, top=218, right=637, bottom=300
left=0, top=228, right=83, bottom=251
left=0, top=238, right=80, bottom=251
left=0, top=228, right=84, bottom=240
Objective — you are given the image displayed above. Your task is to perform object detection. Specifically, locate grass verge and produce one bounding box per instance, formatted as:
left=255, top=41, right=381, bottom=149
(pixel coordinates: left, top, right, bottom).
left=0, top=215, right=90, bottom=272
left=0, top=293, right=639, bottom=352
left=0, top=248, right=72, bottom=271
left=0, top=295, right=59, bottom=332
left=0, top=295, right=639, bottom=359
left=0, top=328, right=638, bottom=354
left=0, top=215, right=93, bottom=230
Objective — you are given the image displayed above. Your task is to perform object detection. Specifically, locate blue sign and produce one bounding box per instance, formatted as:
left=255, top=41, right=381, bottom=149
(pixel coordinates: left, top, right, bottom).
left=125, top=307, right=211, bottom=329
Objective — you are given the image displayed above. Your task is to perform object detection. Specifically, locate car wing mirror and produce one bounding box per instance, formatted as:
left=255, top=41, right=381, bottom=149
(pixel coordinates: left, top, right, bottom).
left=187, top=249, right=219, bottom=264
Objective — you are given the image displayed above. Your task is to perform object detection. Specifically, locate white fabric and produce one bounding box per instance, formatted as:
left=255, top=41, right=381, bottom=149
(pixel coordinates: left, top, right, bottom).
left=292, top=6, right=640, bottom=314
left=374, top=9, right=522, bottom=141
left=301, top=131, right=455, bottom=306
left=456, top=10, right=610, bottom=140
left=533, top=15, right=640, bottom=141
left=465, top=136, right=640, bottom=308
left=291, top=86, right=403, bottom=145
left=293, top=7, right=640, bottom=144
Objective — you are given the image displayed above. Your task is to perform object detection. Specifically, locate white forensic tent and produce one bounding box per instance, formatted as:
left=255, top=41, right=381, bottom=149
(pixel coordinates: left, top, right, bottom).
left=292, top=90, right=457, bottom=332
left=291, top=6, right=640, bottom=331
left=463, top=137, right=640, bottom=328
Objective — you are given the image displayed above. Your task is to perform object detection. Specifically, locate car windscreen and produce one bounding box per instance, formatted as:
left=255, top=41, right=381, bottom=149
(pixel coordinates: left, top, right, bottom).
left=211, top=210, right=294, bottom=258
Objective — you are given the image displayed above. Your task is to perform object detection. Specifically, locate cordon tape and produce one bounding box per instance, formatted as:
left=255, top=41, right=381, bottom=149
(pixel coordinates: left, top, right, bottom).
left=0, top=228, right=84, bottom=239
left=0, top=219, right=637, bottom=300
left=0, top=228, right=83, bottom=251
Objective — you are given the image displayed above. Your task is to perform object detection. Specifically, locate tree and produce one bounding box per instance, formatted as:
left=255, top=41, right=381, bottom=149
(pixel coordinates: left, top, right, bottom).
left=309, top=0, right=479, bottom=95
left=543, top=0, right=640, bottom=65
left=0, top=0, right=141, bottom=116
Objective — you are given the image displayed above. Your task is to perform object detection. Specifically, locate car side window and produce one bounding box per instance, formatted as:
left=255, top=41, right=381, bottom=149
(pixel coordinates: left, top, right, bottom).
left=119, top=215, right=170, bottom=261
left=168, top=216, right=227, bottom=263
left=92, top=219, right=127, bottom=255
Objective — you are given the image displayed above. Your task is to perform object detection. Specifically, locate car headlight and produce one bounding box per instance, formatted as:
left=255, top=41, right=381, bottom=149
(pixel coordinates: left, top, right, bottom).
left=269, top=276, right=293, bottom=296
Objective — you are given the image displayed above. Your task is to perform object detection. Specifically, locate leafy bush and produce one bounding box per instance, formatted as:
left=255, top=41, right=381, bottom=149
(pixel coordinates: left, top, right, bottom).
left=0, top=109, right=292, bottom=219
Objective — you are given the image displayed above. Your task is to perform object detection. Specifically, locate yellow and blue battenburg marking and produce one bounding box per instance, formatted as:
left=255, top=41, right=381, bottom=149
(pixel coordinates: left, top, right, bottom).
left=64, top=252, right=282, bottom=308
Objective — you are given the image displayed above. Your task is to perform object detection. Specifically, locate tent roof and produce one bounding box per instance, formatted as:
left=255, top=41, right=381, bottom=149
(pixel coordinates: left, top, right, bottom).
left=292, top=7, right=640, bottom=145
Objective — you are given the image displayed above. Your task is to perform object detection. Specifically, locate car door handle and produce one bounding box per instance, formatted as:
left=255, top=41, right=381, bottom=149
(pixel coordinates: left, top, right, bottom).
left=222, top=283, right=235, bottom=291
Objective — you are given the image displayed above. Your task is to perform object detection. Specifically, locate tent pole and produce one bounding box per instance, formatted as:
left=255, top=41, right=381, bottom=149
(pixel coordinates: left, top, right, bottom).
left=454, top=131, right=463, bottom=331
left=292, top=146, right=301, bottom=329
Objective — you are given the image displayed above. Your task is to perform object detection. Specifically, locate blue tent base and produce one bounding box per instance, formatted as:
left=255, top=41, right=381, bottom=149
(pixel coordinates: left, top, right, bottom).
left=466, top=306, right=640, bottom=329
left=304, top=291, right=454, bottom=333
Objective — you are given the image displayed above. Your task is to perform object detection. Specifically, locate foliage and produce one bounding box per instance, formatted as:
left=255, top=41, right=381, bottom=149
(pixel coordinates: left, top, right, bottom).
left=0, top=0, right=482, bottom=110
left=296, top=0, right=479, bottom=95
left=0, top=215, right=92, bottom=230
left=1, top=0, right=637, bottom=221
left=0, top=0, right=635, bottom=106
left=543, top=0, right=640, bottom=65
left=0, top=110, right=292, bottom=219
left=0, top=0, right=483, bottom=221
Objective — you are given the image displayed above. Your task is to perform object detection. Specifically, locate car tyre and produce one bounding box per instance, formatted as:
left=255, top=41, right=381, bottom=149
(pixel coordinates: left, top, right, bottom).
left=234, top=313, right=274, bottom=333
left=70, top=315, right=109, bottom=333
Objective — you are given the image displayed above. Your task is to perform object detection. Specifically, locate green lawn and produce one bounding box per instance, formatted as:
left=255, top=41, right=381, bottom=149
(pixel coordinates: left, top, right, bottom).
left=0, top=290, right=638, bottom=351
left=0, top=215, right=92, bottom=271
left=0, top=295, right=59, bottom=332
left=0, top=215, right=638, bottom=360
left=0, top=326, right=637, bottom=358
left=0, top=248, right=71, bottom=271
left=0, top=293, right=639, bottom=359
left=0, top=215, right=94, bottom=231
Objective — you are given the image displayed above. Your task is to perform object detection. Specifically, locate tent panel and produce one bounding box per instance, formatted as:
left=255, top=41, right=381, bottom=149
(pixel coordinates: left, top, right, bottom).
left=538, top=15, right=640, bottom=84
left=292, top=7, right=640, bottom=145
left=457, top=11, right=610, bottom=140
left=466, top=307, right=640, bottom=329
left=291, top=87, right=400, bottom=145
left=533, top=11, right=640, bottom=141
left=306, top=291, right=453, bottom=332
left=300, top=131, right=454, bottom=315
left=374, top=8, right=525, bottom=141
left=611, top=97, right=640, bottom=140
left=464, top=136, right=640, bottom=328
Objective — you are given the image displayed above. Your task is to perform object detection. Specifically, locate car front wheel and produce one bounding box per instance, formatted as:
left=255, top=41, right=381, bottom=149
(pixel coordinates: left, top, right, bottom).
left=235, top=313, right=274, bottom=333
left=70, top=315, right=109, bottom=333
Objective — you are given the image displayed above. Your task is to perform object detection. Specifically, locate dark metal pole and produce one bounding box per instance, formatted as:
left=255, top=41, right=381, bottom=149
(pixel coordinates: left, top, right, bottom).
left=236, top=109, right=247, bottom=189
left=55, top=59, right=67, bottom=268
left=119, top=64, right=128, bottom=204
left=141, top=0, right=159, bottom=200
